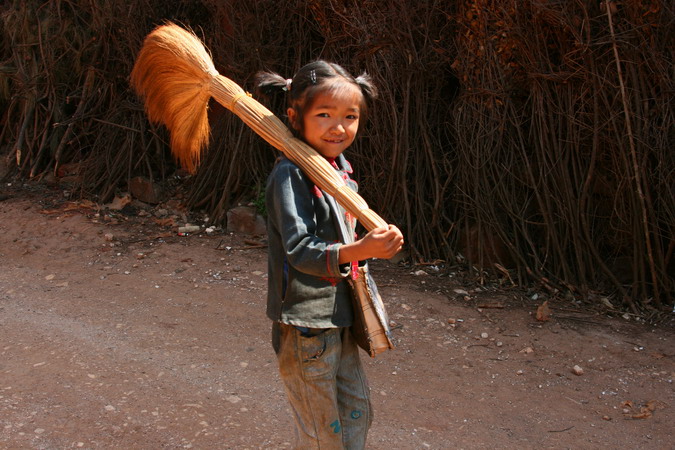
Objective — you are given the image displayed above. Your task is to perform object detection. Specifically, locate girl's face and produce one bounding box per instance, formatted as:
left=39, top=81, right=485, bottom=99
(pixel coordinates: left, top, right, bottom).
left=288, top=86, right=362, bottom=160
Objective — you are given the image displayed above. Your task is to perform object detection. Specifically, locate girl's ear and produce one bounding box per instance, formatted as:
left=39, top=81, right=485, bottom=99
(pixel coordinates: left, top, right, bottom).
left=287, top=107, right=299, bottom=130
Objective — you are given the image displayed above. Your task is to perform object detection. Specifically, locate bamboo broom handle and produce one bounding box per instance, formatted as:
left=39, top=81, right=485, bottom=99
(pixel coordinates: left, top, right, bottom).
left=209, top=75, right=388, bottom=231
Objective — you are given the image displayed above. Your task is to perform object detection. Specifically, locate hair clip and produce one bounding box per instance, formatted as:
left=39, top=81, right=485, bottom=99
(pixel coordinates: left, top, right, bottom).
left=310, top=70, right=317, bottom=84
left=283, top=78, right=292, bottom=92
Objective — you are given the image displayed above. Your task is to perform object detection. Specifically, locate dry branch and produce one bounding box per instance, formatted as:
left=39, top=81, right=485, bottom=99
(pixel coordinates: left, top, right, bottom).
left=0, top=0, right=672, bottom=311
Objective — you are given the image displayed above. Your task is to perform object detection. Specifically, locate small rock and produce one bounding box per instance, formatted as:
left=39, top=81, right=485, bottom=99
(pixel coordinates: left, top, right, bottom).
left=536, top=300, right=551, bottom=322
left=413, top=270, right=427, bottom=276
left=226, top=206, right=266, bottom=235
left=516, top=370, right=524, bottom=375
left=128, top=176, right=162, bottom=204
left=178, top=225, right=201, bottom=233
left=447, top=318, right=457, bottom=324
left=481, top=332, right=489, bottom=339
left=105, top=405, right=116, bottom=411
left=572, top=365, right=584, bottom=376
left=519, top=347, right=534, bottom=354
left=56, top=162, right=80, bottom=178
left=106, top=194, right=131, bottom=211
left=389, top=249, right=409, bottom=264
left=104, top=233, right=114, bottom=242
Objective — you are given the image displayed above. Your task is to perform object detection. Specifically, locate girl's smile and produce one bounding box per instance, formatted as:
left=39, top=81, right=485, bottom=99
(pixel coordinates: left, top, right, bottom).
left=288, top=87, right=363, bottom=160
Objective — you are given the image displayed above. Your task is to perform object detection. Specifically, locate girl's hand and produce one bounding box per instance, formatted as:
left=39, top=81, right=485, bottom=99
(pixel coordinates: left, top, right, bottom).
left=360, top=225, right=404, bottom=259
left=338, top=225, right=404, bottom=263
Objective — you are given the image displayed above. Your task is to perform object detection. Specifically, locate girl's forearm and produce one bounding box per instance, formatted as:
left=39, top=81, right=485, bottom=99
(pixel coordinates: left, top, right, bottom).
left=337, top=226, right=404, bottom=263
left=337, top=241, right=366, bottom=264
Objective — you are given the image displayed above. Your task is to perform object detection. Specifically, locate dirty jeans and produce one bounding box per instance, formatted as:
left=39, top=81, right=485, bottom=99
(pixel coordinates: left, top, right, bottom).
left=273, top=322, right=372, bottom=449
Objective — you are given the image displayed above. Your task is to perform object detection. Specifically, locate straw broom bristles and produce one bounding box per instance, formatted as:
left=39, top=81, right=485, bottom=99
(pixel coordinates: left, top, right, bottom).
left=131, top=23, right=388, bottom=231
left=130, top=24, right=216, bottom=173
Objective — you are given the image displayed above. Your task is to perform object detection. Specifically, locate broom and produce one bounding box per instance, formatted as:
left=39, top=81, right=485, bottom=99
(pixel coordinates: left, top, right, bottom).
left=130, top=23, right=388, bottom=231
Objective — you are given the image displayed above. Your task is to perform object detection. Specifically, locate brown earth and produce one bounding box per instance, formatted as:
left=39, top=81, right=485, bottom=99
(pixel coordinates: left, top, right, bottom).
left=0, top=183, right=673, bottom=449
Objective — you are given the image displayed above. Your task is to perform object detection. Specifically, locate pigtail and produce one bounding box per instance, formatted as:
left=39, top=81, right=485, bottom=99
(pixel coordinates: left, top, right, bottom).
left=355, top=72, right=378, bottom=105
left=254, top=71, right=288, bottom=98
left=254, top=70, right=291, bottom=118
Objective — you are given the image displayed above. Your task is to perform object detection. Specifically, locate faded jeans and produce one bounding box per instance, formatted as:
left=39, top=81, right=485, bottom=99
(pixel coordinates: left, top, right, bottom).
left=273, top=322, right=373, bottom=449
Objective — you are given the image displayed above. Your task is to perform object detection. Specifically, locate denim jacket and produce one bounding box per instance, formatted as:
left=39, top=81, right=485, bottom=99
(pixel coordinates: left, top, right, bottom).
left=265, top=154, right=357, bottom=328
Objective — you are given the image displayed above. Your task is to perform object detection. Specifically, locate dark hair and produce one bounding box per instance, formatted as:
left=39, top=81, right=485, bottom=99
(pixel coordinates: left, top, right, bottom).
left=255, top=60, right=377, bottom=136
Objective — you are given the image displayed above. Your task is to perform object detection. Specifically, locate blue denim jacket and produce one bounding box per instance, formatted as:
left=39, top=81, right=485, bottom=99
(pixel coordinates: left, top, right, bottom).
left=265, top=154, right=357, bottom=328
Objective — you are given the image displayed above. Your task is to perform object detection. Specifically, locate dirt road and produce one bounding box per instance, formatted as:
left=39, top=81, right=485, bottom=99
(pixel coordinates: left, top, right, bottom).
left=0, top=186, right=673, bottom=449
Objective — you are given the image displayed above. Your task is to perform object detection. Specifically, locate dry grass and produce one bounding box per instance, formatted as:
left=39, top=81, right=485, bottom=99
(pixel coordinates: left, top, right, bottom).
left=1, top=0, right=672, bottom=311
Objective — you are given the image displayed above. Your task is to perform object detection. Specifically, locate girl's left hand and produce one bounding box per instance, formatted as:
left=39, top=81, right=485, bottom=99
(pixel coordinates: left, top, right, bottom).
left=338, top=225, right=404, bottom=263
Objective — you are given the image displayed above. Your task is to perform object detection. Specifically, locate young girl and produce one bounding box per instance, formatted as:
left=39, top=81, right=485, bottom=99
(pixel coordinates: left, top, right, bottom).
left=256, top=61, right=403, bottom=449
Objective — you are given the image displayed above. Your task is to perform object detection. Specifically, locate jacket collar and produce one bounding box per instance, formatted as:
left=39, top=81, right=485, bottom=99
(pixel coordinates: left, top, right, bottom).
left=334, top=154, right=353, bottom=174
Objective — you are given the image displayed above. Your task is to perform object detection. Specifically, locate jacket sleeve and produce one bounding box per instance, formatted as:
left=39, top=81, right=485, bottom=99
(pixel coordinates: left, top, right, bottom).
left=267, top=162, right=348, bottom=278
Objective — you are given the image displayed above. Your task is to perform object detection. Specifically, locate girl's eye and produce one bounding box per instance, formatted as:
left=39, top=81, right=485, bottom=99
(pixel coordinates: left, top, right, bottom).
left=317, top=113, right=330, bottom=118
left=347, top=114, right=358, bottom=120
